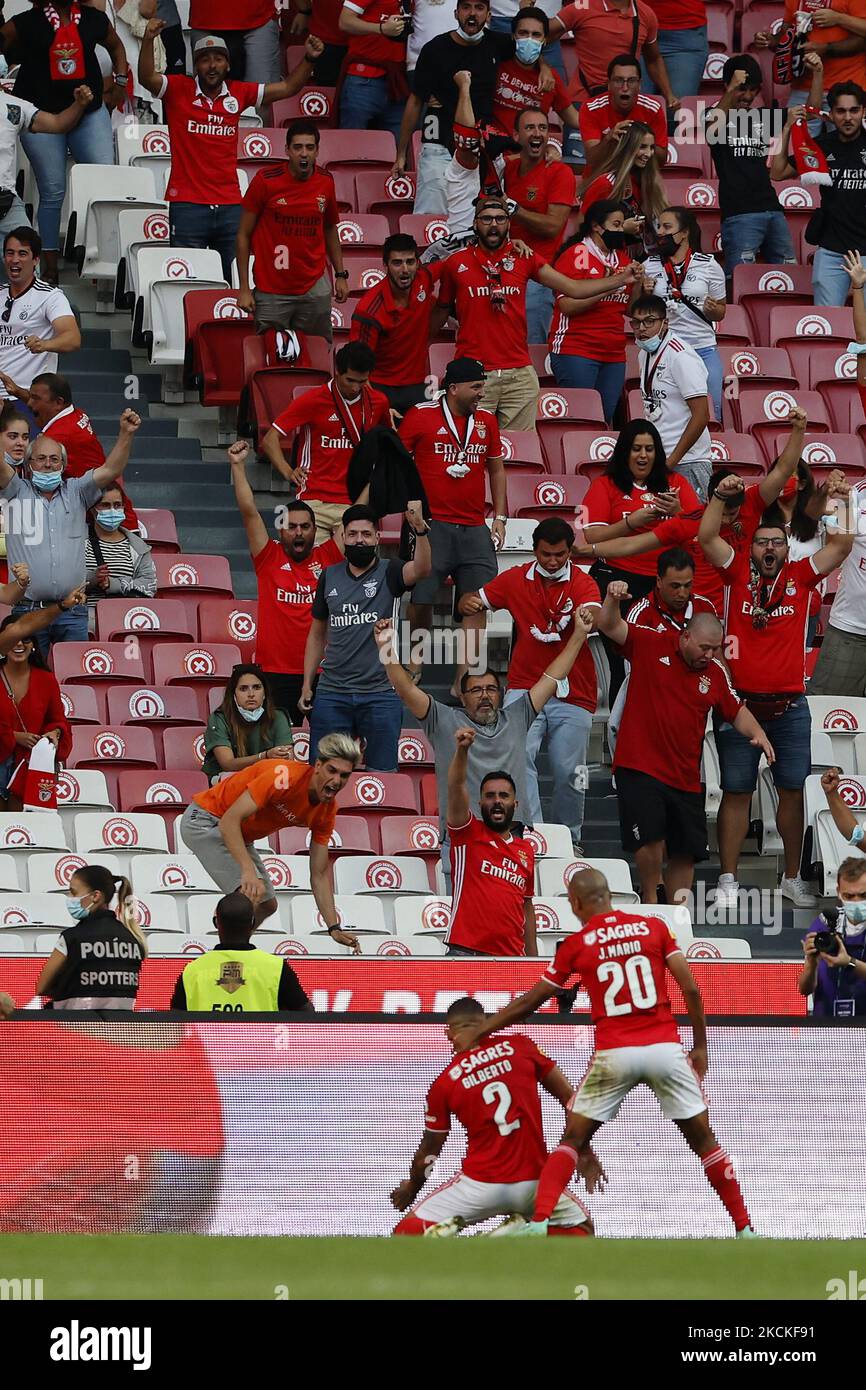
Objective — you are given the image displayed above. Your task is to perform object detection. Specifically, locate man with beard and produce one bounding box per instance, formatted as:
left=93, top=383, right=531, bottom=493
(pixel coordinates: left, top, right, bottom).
left=459, top=518, right=601, bottom=853
left=699, top=476, right=855, bottom=908
left=236, top=120, right=346, bottom=339
left=350, top=235, right=439, bottom=416
left=445, top=726, right=537, bottom=955
left=598, top=583, right=774, bottom=904
left=229, top=439, right=343, bottom=722
left=434, top=194, right=638, bottom=430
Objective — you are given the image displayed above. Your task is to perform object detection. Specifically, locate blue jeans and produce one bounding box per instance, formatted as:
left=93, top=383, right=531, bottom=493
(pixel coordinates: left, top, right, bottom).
left=309, top=688, right=403, bottom=771
left=415, top=140, right=451, bottom=216
left=696, top=344, right=723, bottom=422
left=12, top=601, right=88, bottom=658
left=720, top=211, right=797, bottom=279
left=488, top=14, right=568, bottom=83
left=813, top=248, right=866, bottom=308
left=340, top=74, right=404, bottom=138
left=716, top=695, right=811, bottom=793
left=642, top=26, right=708, bottom=101
left=505, top=688, right=592, bottom=847
left=20, top=106, right=114, bottom=252
left=526, top=278, right=554, bottom=345
left=550, top=352, right=625, bottom=424
left=169, top=202, right=241, bottom=283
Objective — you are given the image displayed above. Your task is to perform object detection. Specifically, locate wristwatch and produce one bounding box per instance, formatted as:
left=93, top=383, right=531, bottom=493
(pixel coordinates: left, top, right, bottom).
left=327, top=923, right=342, bottom=935
left=334, top=270, right=349, bottom=280
left=494, top=515, right=508, bottom=522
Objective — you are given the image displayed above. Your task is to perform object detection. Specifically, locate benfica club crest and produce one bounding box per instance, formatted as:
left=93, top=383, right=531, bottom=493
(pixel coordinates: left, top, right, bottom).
left=526, top=187, right=538, bottom=202
left=309, top=561, right=322, bottom=579
left=515, top=849, right=529, bottom=868
left=316, top=195, right=327, bottom=212
left=698, top=673, right=710, bottom=694
left=477, top=423, right=486, bottom=440
left=502, top=255, right=515, bottom=272
left=55, top=45, right=80, bottom=76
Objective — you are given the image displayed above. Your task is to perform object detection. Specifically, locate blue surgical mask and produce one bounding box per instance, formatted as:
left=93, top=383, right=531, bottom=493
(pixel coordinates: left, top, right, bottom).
left=96, top=509, right=125, bottom=530
left=4, top=452, right=21, bottom=468
left=66, top=894, right=92, bottom=921
left=236, top=701, right=265, bottom=723
left=842, top=901, right=866, bottom=928
left=31, top=470, right=63, bottom=492
left=515, top=37, right=544, bottom=63
left=637, top=334, right=664, bottom=354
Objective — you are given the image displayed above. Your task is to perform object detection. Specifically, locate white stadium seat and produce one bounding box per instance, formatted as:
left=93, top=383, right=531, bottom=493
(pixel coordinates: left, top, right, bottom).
left=686, top=938, right=753, bottom=960
left=114, top=124, right=173, bottom=197
left=81, top=192, right=166, bottom=287
left=357, top=935, right=447, bottom=957
left=531, top=896, right=579, bottom=936
left=117, top=204, right=170, bottom=307
left=536, top=856, right=638, bottom=904
left=0, top=814, right=68, bottom=877
left=334, top=855, right=430, bottom=897
left=0, top=895, right=70, bottom=929
left=263, top=936, right=351, bottom=957
left=522, top=824, right=574, bottom=860
left=0, top=858, right=20, bottom=891
left=147, top=933, right=208, bottom=959
left=0, top=934, right=28, bottom=955
left=806, top=698, right=866, bottom=767
left=257, top=854, right=312, bottom=894
left=73, top=813, right=169, bottom=877
left=66, top=163, right=159, bottom=260
left=392, top=895, right=451, bottom=940
left=128, top=895, right=182, bottom=935
left=132, top=247, right=227, bottom=366
left=185, top=895, right=293, bottom=938
left=291, top=894, right=391, bottom=936
left=55, top=769, right=115, bottom=840
left=635, top=903, right=695, bottom=946
left=129, top=854, right=219, bottom=897
left=26, top=852, right=122, bottom=894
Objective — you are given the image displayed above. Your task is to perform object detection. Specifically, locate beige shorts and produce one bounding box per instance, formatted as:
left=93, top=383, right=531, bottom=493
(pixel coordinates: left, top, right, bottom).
left=304, top=499, right=346, bottom=545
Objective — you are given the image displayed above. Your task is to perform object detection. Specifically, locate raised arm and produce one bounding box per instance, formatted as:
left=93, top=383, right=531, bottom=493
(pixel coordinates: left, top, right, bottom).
left=758, top=405, right=808, bottom=505
left=228, top=439, right=268, bottom=557
left=401, top=502, right=432, bottom=587
left=844, top=252, right=866, bottom=389
left=697, top=476, right=738, bottom=567
left=262, top=36, right=325, bottom=103
left=92, top=410, right=141, bottom=489
left=769, top=104, right=802, bottom=181
left=373, top=619, right=432, bottom=720
left=820, top=768, right=861, bottom=844
left=446, top=726, right=475, bottom=829
left=137, top=18, right=166, bottom=97
left=537, top=260, right=639, bottom=300
left=594, top=579, right=630, bottom=647
left=811, top=525, right=855, bottom=577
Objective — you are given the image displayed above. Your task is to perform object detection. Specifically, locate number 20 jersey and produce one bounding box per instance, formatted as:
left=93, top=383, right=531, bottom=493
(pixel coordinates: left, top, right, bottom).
left=543, top=910, right=683, bottom=1050
left=424, top=1033, right=555, bottom=1183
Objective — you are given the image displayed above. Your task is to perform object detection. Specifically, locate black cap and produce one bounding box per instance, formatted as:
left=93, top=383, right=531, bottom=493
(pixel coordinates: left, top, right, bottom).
left=443, top=356, right=486, bottom=387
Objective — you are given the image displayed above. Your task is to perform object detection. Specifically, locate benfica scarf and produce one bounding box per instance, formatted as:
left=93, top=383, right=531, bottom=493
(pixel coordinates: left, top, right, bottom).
left=790, top=110, right=832, bottom=185
left=44, top=2, right=86, bottom=82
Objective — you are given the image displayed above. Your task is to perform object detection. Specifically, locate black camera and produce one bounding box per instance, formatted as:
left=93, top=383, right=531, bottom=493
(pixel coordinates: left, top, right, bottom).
left=814, top=928, right=841, bottom=955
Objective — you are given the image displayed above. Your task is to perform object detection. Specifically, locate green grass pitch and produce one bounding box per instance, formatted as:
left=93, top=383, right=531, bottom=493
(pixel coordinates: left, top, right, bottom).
left=2, top=1236, right=865, bottom=1300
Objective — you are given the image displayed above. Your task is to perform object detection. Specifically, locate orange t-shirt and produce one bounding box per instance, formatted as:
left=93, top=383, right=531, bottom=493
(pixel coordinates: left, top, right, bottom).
left=784, top=0, right=866, bottom=89
left=193, top=761, right=337, bottom=845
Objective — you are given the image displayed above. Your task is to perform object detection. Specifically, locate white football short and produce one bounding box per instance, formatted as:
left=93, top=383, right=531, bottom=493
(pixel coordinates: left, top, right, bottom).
left=411, top=1173, right=589, bottom=1229
left=570, top=1042, right=707, bottom=1123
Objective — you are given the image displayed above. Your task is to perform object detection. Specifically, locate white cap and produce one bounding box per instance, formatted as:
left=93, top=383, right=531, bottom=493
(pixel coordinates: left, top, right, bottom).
left=193, top=35, right=230, bottom=58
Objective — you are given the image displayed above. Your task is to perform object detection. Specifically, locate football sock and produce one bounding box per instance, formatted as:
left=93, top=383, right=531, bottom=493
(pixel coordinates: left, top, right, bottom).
left=533, top=1144, right=578, bottom=1222
left=701, top=1146, right=751, bottom=1231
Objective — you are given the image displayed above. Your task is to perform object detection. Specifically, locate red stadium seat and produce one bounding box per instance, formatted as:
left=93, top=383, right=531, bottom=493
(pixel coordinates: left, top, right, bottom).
left=736, top=387, right=830, bottom=455
left=397, top=730, right=434, bottom=766
left=277, top=816, right=376, bottom=855
left=662, top=176, right=720, bottom=212
left=329, top=295, right=362, bottom=342
left=117, top=770, right=208, bottom=814
left=242, top=333, right=332, bottom=447
left=398, top=212, right=452, bottom=249
left=318, top=129, right=396, bottom=173
left=68, top=726, right=159, bottom=770
left=327, top=168, right=359, bottom=213
left=52, top=643, right=146, bottom=686
left=529, top=344, right=555, bottom=384
left=58, top=686, right=102, bottom=725
left=161, top=725, right=207, bottom=771
left=709, top=432, right=766, bottom=478
left=537, top=387, right=605, bottom=426
left=271, top=87, right=337, bottom=128
left=500, top=430, right=547, bottom=475
left=706, top=1, right=734, bottom=50
left=341, top=772, right=418, bottom=824
left=197, top=600, right=258, bottom=665
left=759, top=431, right=865, bottom=476
left=379, top=815, right=441, bottom=860
left=552, top=426, right=619, bottom=479
left=135, top=509, right=180, bottom=553
left=715, top=305, right=753, bottom=348
left=768, top=306, right=854, bottom=385
left=354, top=170, right=416, bottom=235
left=720, top=348, right=797, bottom=430
left=152, top=642, right=241, bottom=687
left=665, top=140, right=709, bottom=178
left=337, top=213, right=390, bottom=250
left=732, top=265, right=812, bottom=345
left=420, top=772, right=438, bottom=818
left=107, top=684, right=206, bottom=731
left=775, top=181, right=822, bottom=261
left=97, top=598, right=197, bottom=645
left=184, top=288, right=255, bottom=407
left=806, top=348, right=866, bottom=433
left=236, top=127, right=284, bottom=182
left=507, top=475, right=590, bottom=523
left=154, top=555, right=234, bottom=598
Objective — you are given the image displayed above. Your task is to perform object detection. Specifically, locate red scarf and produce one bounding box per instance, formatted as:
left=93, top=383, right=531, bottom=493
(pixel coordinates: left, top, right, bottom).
left=44, top=3, right=86, bottom=82
left=790, top=110, right=832, bottom=186
left=329, top=379, right=372, bottom=446
left=663, top=249, right=692, bottom=301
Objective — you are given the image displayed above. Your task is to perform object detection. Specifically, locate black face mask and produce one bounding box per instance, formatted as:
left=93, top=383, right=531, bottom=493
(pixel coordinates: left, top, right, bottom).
left=345, top=543, right=378, bottom=569
left=656, top=234, right=680, bottom=259
left=601, top=229, right=628, bottom=251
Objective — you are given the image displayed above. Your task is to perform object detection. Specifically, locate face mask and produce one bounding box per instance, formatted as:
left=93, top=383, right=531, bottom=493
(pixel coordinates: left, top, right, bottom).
left=601, top=229, right=627, bottom=251
left=539, top=561, right=570, bottom=581
left=637, top=333, right=664, bottom=354
left=235, top=701, right=265, bottom=723
left=842, top=901, right=866, bottom=928
left=4, top=452, right=21, bottom=468
left=656, top=233, right=680, bottom=259
left=66, top=894, right=92, bottom=921
left=515, top=37, right=544, bottom=63
left=31, top=470, right=63, bottom=492
left=345, top=542, right=378, bottom=568
left=456, top=24, right=485, bottom=41
left=96, top=508, right=125, bottom=530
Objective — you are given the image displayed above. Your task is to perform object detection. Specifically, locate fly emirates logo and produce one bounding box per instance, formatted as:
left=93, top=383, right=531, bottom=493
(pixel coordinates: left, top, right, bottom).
left=449, top=1040, right=515, bottom=1090
left=480, top=856, right=525, bottom=887
left=186, top=111, right=235, bottom=137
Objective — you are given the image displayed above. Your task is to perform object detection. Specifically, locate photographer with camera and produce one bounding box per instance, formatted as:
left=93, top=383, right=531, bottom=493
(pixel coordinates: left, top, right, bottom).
left=799, top=857, right=866, bottom=1017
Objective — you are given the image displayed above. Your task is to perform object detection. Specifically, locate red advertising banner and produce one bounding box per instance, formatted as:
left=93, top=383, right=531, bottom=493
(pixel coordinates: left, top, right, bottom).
left=1, top=957, right=806, bottom=1014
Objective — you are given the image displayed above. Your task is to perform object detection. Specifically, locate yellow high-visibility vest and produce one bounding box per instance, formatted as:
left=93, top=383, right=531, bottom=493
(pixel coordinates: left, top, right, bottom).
left=181, top=947, right=283, bottom=1012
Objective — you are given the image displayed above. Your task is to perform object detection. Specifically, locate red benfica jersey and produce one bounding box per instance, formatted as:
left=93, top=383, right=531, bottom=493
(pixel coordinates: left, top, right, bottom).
left=543, top=909, right=682, bottom=1050
left=424, top=1032, right=555, bottom=1183
left=614, top=625, right=741, bottom=792
left=490, top=60, right=572, bottom=135
left=437, top=244, right=544, bottom=370
left=253, top=537, right=342, bottom=674
left=549, top=239, right=632, bottom=363
left=272, top=380, right=391, bottom=505
left=160, top=76, right=263, bottom=204
left=46, top=407, right=138, bottom=531
left=583, top=472, right=701, bottom=577
left=479, top=561, right=601, bottom=711
left=350, top=265, right=439, bottom=387
left=580, top=170, right=642, bottom=216
left=579, top=92, right=669, bottom=151
left=447, top=815, right=535, bottom=956
left=503, top=156, right=576, bottom=263
left=311, top=0, right=345, bottom=44
left=189, top=0, right=273, bottom=27
left=343, top=0, right=407, bottom=74
left=720, top=550, right=822, bottom=695
left=398, top=398, right=502, bottom=526
left=243, top=165, right=339, bottom=296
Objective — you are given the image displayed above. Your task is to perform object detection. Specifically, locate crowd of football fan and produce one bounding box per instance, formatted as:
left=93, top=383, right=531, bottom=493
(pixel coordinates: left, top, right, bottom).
left=0, top=0, right=865, bottom=1019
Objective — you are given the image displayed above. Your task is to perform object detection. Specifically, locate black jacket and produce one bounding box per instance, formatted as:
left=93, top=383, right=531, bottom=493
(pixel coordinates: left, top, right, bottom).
left=346, top=426, right=428, bottom=521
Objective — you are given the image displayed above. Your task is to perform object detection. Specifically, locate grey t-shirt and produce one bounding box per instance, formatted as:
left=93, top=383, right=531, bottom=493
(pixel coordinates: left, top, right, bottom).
left=312, top=557, right=408, bottom=693
left=421, top=693, right=538, bottom=832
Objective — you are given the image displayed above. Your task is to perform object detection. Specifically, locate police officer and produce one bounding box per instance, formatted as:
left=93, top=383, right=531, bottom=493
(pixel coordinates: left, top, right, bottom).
left=171, top=892, right=313, bottom=1013
left=35, top=865, right=146, bottom=1011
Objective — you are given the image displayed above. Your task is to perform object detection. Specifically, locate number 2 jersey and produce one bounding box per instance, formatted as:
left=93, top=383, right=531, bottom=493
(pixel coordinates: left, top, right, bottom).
left=543, top=909, right=683, bottom=1050
left=424, top=1033, right=555, bottom=1183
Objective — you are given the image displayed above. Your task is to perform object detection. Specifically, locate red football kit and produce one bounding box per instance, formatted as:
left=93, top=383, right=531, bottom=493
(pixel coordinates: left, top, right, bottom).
left=543, top=908, right=682, bottom=1049
left=190, top=0, right=273, bottom=26
left=627, top=587, right=718, bottom=631
left=479, top=561, right=601, bottom=711
left=614, top=625, right=742, bottom=792
left=159, top=76, right=263, bottom=204
left=46, top=407, right=138, bottom=531
left=424, top=1032, right=555, bottom=1182
left=253, top=537, right=342, bottom=675
left=350, top=265, right=440, bottom=386
left=447, top=815, right=535, bottom=956
left=549, top=239, right=632, bottom=362
left=720, top=550, right=823, bottom=695
left=580, top=170, right=643, bottom=216
left=272, top=380, right=391, bottom=504
left=398, top=398, right=501, bottom=526
left=491, top=61, right=572, bottom=135
left=579, top=92, right=669, bottom=152
left=503, top=156, right=576, bottom=263
left=243, top=164, right=339, bottom=295
left=437, top=243, right=545, bottom=370
left=583, top=472, right=701, bottom=577
left=311, top=0, right=345, bottom=44
left=343, top=0, right=407, bottom=74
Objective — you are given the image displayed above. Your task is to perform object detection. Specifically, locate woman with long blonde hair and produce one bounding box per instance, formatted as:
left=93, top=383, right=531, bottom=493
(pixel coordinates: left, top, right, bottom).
left=579, top=121, right=668, bottom=242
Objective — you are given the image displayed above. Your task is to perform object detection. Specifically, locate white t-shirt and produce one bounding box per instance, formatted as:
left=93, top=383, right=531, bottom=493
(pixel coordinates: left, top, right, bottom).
left=490, top=0, right=560, bottom=19
left=641, top=332, right=711, bottom=470
left=826, top=484, right=866, bottom=636
left=642, top=251, right=726, bottom=352
left=407, top=2, right=456, bottom=70
left=0, top=94, right=38, bottom=193
left=0, top=279, right=74, bottom=395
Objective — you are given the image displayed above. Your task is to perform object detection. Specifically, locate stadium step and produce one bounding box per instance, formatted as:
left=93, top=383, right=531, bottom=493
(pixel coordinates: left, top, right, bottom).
left=123, top=475, right=232, bottom=498
left=86, top=417, right=183, bottom=440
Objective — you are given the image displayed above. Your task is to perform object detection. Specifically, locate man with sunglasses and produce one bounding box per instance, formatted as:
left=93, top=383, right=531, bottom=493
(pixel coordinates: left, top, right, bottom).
left=0, top=228, right=79, bottom=404
left=699, top=474, right=855, bottom=908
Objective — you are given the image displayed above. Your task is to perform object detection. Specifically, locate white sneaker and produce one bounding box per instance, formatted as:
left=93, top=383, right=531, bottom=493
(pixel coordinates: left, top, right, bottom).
left=779, top=875, right=819, bottom=908
left=488, top=1214, right=529, bottom=1237
left=736, top=1226, right=760, bottom=1239
left=713, top=874, right=740, bottom=908
left=423, top=1216, right=466, bottom=1238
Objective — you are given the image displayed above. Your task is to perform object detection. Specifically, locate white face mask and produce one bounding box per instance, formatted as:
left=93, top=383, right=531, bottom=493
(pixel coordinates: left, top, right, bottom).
left=235, top=700, right=265, bottom=723
left=456, top=23, right=485, bottom=41
left=539, top=561, right=570, bottom=582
